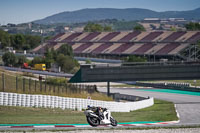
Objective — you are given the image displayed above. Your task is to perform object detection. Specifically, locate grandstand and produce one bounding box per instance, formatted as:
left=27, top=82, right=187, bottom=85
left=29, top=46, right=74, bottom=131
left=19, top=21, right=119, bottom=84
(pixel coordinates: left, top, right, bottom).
left=33, top=31, right=200, bottom=61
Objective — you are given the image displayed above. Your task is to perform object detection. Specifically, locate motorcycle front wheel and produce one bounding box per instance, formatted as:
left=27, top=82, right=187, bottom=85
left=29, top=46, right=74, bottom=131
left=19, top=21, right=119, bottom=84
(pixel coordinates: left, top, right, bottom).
left=87, top=116, right=100, bottom=127
left=110, top=117, right=118, bottom=126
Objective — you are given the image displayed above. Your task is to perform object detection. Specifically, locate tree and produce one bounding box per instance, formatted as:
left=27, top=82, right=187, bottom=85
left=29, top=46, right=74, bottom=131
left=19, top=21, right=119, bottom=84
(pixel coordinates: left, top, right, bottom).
left=24, top=35, right=41, bottom=49
left=103, top=25, right=112, bottom=31
left=31, top=56, right=44, bottom=66
left=56, top=53, right=79, bottom=73
left=133, top=25, right=146, bottom=31
left=56, top=54, right=73, bottom=73
left=57, top=44, right=74, bottom=57
left=0, top=30, right=10, bottom=49
left=10, top=34, right=26, bottom=50
left=84, top=23, right=103, bottom=32
left=2, top=52, right=17, bottom=66
left=185, top=22, right=200, bottom=31
left=17, top=55, right=27, bottom=67
left=43, top=49, right=56, bottom=68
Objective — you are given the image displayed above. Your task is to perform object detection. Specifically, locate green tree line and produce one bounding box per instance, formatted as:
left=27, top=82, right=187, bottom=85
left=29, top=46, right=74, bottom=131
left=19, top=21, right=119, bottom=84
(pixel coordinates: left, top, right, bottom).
left=2, top=44, right=79, bottom=73
left=0, top=29, right=41, bottom=50
left=32, top=44, right=79, bottom=73
left=83, top=22, right=145, bottom=32
left=185, top=22, right=200, bottom=31
left=84, top=22, right=112, bottom=32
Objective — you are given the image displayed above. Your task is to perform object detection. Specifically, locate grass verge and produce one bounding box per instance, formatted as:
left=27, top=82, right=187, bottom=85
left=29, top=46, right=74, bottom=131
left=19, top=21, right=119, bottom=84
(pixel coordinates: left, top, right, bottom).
left=0, top=99, right=178, bottom=124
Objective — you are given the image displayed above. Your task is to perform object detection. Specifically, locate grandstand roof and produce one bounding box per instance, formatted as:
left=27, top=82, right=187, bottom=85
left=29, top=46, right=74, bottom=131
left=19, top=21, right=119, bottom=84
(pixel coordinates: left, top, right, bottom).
left=33, top=31, right=200, bottom=56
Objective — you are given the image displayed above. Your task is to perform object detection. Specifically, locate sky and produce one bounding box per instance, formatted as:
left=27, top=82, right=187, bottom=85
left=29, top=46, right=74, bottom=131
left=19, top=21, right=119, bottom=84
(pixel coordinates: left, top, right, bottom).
left=0, top=0, right=200, bottom=24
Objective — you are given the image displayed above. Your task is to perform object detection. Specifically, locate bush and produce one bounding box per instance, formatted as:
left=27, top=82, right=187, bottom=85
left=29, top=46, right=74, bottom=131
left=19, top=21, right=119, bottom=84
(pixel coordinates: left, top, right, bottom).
left=125, top=55, right=147, bottom=62
left=85, top=59, right=92, bottom=64
left=2, top=52, right=18, bottom=66
left=2, top=52, right=29, bottom=67
left=133, top=25, right=146, bottom=31
left=17, top=55, right=27, bottom=67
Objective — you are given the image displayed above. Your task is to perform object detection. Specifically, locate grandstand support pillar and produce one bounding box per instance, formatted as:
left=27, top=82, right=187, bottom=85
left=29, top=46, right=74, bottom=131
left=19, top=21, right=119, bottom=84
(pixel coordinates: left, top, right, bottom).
left=194, top=44, right=197, bottom=61
left=107, top=81, right=110, bottom=96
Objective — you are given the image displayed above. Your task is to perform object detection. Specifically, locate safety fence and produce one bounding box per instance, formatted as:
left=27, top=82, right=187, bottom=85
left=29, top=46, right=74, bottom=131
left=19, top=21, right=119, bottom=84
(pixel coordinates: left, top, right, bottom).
left=0, top=92, right=154, bottom=112
left=0, top=72, right=97, bottom=96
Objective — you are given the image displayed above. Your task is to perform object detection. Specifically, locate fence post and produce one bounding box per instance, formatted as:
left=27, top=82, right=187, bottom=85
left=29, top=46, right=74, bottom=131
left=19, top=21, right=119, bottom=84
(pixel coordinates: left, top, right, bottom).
left=65, top=84, right=68, bottom=94
left=16, top=76, right=18, bottom=92
left=61, top=85, right=64, bottom=93
left=29, top=78, right=31, bottom=92
left=45, top=81, right=47, bottom=92
left=40, top=81, right=42, bottom=92
left=53, top=85, right=55, bottom=94
left=35, top=80, right=37, bottom=92
left=49, top=84, right=51, bottom=94
left=23, top=78, right=25, bottom=92
left=58, top=84, right=60, bottom=94
left=2, top=73, right=5, bottom=92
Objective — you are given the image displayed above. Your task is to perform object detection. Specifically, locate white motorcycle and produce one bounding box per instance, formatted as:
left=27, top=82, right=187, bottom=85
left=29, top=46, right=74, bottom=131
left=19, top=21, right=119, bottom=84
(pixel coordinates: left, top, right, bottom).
left=84, top=106, right=117, bottom=127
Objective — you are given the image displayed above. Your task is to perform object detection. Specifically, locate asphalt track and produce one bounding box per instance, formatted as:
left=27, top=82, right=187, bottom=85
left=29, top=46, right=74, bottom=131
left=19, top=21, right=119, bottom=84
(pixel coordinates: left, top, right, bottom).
left=98, top=87, right=200, bottom=125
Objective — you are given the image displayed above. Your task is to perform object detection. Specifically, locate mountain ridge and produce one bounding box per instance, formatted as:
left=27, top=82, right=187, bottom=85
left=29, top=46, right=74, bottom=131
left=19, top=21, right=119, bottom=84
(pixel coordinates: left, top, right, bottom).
left=34, top=7, right=200, bottom=24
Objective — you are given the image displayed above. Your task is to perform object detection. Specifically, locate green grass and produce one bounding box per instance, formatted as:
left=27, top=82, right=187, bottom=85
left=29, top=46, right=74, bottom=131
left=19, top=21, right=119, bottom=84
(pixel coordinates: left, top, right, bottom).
left=112, top=99, right=178, bottom=123
left=0, top=99, right=178, bottom=124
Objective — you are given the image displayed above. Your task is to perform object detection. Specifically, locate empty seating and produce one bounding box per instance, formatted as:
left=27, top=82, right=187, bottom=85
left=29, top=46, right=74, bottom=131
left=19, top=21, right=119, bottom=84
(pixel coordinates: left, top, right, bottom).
left=100, top=32, right=120, bottom=41
left=74, top=43, right=92, bottom=53
left=111, top=43, right=134, bottom=54
left=186, top=32, right=200, bottom=42
left=62, top=33, right=82, bottom=41
left=156, top=43, right=180, bottom=55
left=133, top=43, right=155, bottom=54
left=33, top=31, right=200, bottom=56
left=163, top=32, right=186, bottom=42
left=81, top=32, right=101, bottom=41
left=91, top=43, right=113, bottom=54
left=141, top=32, right=163, bottom=41
left=119, top=31, right=141, bottom=41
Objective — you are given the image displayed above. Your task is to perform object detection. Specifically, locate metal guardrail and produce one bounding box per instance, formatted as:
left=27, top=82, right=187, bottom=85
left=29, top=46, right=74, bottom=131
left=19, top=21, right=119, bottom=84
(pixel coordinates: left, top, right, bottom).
left=121, top=61, right=200, bottom=67
left=83, top=61, right=200, bottom=68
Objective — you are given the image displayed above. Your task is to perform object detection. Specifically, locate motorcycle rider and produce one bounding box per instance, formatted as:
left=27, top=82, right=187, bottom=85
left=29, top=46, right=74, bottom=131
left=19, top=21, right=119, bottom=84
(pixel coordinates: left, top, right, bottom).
left=87, top=105, right=110, bottom=123
left=85, top=105, right=117, bottom=126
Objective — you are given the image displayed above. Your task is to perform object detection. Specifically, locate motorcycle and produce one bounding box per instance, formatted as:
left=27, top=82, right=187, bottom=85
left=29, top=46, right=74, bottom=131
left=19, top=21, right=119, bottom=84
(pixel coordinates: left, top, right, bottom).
left=84, top=106, right=118, bottom=127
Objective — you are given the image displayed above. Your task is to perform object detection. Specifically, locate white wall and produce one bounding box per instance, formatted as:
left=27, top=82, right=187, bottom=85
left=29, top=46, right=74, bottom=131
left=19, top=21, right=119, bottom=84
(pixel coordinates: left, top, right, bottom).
left=0, top=92, right=154, bottom=112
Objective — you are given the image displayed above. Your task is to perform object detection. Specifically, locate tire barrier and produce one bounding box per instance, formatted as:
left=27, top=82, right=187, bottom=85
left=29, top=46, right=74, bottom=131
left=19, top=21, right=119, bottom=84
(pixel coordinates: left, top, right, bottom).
left=0, top=92, right=154, bottom=112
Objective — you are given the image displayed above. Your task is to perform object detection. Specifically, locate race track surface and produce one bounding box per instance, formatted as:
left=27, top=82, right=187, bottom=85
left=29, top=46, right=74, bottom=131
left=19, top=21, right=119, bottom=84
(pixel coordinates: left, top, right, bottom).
left=98, top=87, right=200, bottom=124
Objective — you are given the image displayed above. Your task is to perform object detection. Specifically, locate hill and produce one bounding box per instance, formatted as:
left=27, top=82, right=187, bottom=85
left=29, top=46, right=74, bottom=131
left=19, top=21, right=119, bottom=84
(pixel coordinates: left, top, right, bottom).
left=34, top=8, right=200, bottom=24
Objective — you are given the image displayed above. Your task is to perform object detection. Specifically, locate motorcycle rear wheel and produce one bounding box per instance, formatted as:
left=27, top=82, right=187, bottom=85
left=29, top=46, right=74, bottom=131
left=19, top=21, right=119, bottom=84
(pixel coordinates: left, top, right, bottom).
left=110, top=117, right=118, bottom=126
left=87, top=116, right=100, bottom=127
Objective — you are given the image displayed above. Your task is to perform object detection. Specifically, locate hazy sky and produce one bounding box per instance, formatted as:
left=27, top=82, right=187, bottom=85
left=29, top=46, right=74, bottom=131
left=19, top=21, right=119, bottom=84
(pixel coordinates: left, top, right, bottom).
left=0, top=0, right=200, bottom=24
